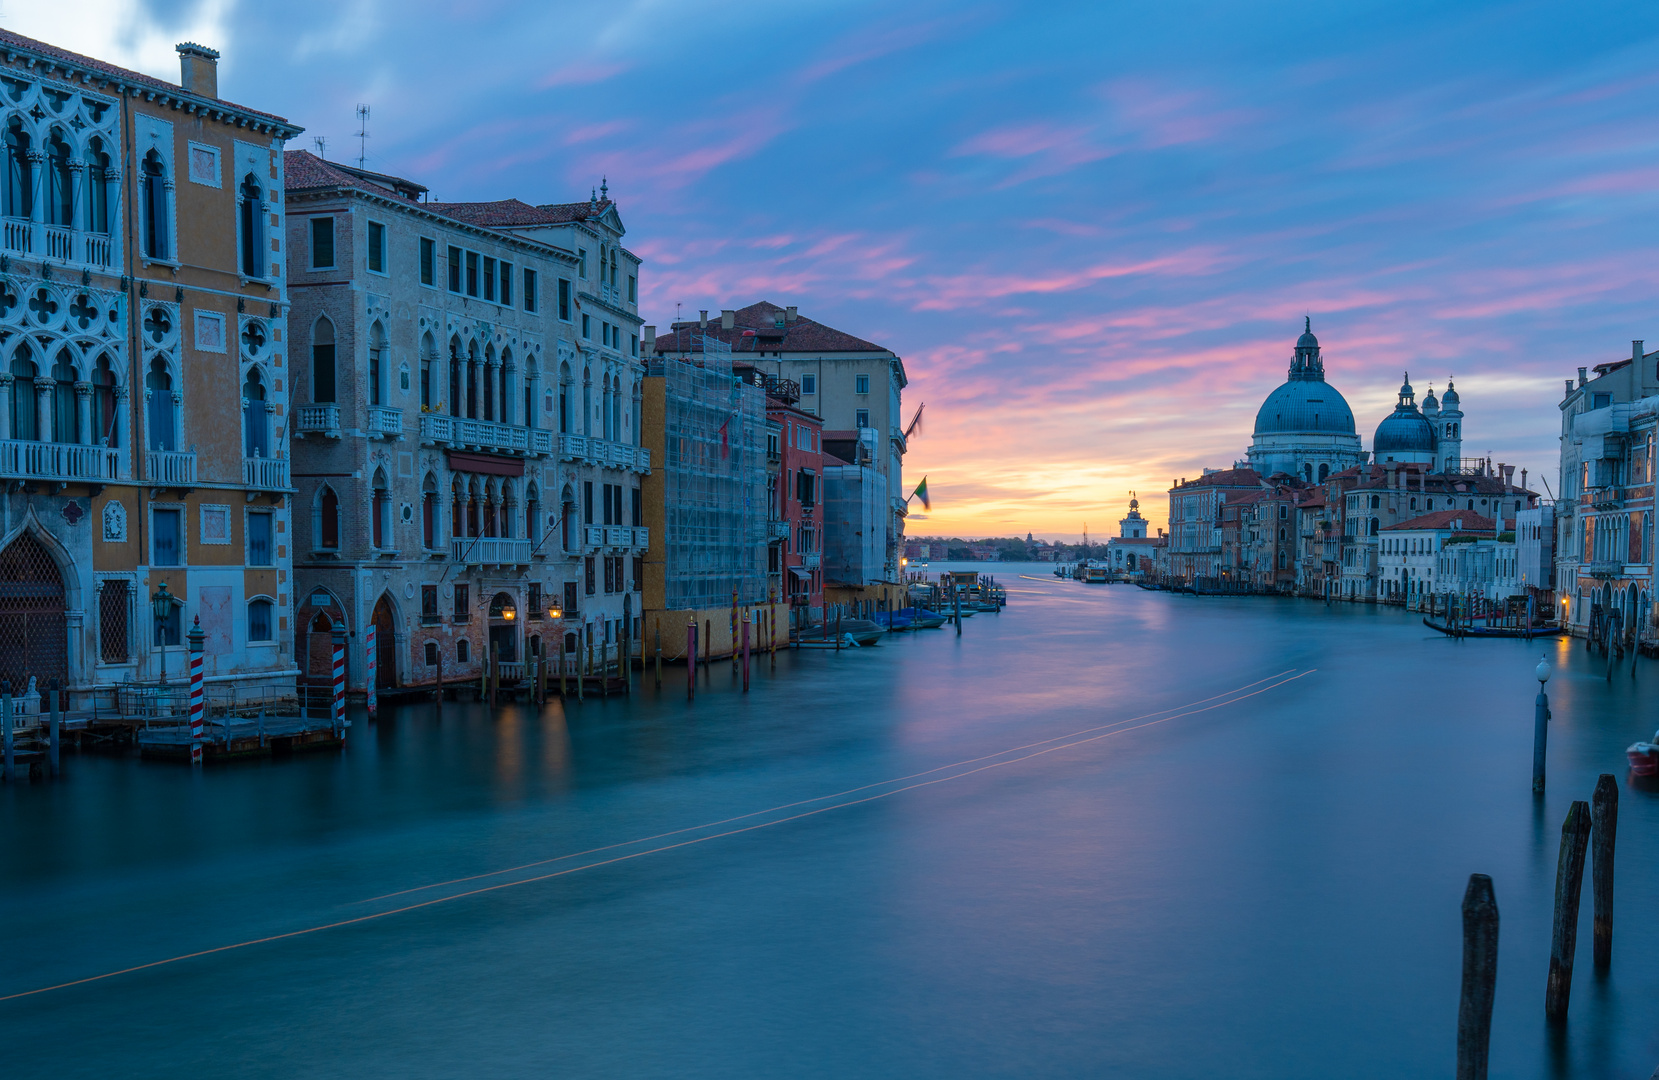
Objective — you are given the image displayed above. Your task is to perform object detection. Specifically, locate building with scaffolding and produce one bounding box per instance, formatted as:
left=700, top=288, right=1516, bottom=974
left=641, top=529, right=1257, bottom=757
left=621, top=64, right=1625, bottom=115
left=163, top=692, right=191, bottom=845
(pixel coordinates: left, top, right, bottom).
left=639, top=328, right=785, bottom=659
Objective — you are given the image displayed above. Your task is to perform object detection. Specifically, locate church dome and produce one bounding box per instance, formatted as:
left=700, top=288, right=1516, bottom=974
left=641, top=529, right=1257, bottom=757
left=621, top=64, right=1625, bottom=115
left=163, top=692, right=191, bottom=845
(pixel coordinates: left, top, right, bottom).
left=1441, top=379, right=1460, bottom=407
left=1253, top=381, right=1357, bottom=435
left=1373, top=374, right=1437, bottom=456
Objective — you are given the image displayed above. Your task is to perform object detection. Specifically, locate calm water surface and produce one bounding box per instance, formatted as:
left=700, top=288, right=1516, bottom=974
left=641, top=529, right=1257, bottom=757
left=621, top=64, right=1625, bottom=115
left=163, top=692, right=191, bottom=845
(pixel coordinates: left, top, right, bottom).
left=5, top=564, right=1659, bottom=1078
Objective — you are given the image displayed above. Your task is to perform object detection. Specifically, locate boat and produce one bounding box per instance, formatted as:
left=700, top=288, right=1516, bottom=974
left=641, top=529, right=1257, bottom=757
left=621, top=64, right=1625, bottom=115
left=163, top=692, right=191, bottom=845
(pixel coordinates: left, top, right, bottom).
left=1629, top=733, right=1659, bottom=775
left=839, top=618, right=886, bottom=646
left=899, top=607, right=947, bottom=629
left=882, top=611, right=913, bottom=632
left=1422, top=618, right=1569, bottom=639
left=973, top=600, right=1001, bottom=613
left=1081, top=563, right=1111, bottom=584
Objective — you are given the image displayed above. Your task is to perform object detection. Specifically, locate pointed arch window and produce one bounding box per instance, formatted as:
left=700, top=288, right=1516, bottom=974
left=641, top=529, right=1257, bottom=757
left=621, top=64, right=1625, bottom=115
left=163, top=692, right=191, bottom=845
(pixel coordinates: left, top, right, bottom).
left=145, top=357, right=175, bottom=451
left=482, top=345, right=495, bottom=421
left=371, top=469, right=390, bottom=549
left=93, top=355, right=118, bottom=448
left=318, top=486, right=340, bottom=550
left=422, top=473, right=439, bottom=549
left=46, top=134, right=73, bottom=228
left=420, top=332, right=436, bottom=409
left=85, top=138, right=110, bottom=234
left=312, top=317, right=336, bottom=403
left=51, top=352, right=76, bottom=444
left=239, top=172, right=265, bottom=277
left=3, top=121, right=31, bottom=220
left=9, top=347, right=37, bottom=441
left=449, top=337, right=463, bottom=418
left=368, top=323, right=387, bottom=407
left=141, top=150, right=169, bottom=260
left=243, top=368, right=269, bottom=458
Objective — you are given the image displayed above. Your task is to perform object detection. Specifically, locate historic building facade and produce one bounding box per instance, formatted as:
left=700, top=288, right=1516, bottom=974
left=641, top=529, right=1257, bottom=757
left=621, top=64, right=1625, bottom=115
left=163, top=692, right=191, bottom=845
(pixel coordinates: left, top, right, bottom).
left=0, top=31, right=301, bottom=711
left=283, top=151, right=648, bottom=693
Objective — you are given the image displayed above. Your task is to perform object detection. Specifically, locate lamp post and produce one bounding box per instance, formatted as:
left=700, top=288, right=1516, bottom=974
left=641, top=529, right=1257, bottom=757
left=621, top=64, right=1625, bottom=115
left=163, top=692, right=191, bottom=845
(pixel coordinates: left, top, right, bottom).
left=1534, top=656, right=1551, bottom=794
left=151, top=582, right=176, bottom=688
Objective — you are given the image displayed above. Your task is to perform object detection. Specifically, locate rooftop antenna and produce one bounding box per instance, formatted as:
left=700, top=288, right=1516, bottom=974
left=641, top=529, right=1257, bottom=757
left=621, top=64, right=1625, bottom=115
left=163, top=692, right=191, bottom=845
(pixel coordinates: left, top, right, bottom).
left=354, top=104, right=371, bottom=170
left=313, top=135, right=327, bottom=159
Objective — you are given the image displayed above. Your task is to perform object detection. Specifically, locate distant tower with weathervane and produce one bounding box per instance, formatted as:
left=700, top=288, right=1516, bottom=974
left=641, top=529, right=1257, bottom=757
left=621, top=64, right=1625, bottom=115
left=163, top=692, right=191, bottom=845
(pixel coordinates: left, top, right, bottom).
left=1119, top=493, right=1148, bottom=538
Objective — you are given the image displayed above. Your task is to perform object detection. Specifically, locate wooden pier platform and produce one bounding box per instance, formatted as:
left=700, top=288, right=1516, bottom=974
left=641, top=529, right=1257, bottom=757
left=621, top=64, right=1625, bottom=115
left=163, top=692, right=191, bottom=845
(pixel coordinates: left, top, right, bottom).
left=136, top=715, right=346, bottom=762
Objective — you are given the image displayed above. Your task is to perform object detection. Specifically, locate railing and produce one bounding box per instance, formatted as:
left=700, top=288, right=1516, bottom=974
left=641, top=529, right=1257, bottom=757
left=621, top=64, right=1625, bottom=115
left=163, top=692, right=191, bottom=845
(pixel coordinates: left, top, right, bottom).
left=450, top=537, right=531, bottom=565
left=420, top=413, right=552, bottom=456
left=605, top=525, right=629, bottom=547
left=559, top=433, right=587, bottom=461
left=243, top=455, right=288, bottom=490
left=85, top=234, right=112, bottom=267
left=770, top=519, right=791, bottom=538
left=147, top=448, right=197, bottom=486
left=1580, top=560, right=1624, bottom=578
left=633, top=526, right=649, bottom=547
left=583, top=524, right=605, bottom=548
left=44, top=225, right=73, bottom=262
left=3, top=218, right=30, bottom=253
left=295, top=404, right=341, bottom=436
left=0, top=438, right=118, bottom=481
left=1583, top=486, right=1624, bottom=510
left=802, top=553, right=821, bottom=569
left=367, top=405, right=404, bottom=438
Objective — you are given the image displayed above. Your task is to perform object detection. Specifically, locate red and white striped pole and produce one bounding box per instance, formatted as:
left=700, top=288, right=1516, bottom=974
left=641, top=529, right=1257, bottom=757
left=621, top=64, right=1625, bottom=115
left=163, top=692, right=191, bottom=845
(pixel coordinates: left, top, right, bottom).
left=365, top=623, right=378, bottom=721
left=187, top=615, right=205, bottom=766
left=331, top=624, right=347, bottom=737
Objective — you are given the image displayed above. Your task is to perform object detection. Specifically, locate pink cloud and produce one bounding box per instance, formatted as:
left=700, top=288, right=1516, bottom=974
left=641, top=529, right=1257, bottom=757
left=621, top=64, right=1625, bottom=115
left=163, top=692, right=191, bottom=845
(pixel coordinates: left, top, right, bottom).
left=538, top=60, right=631, bottom=89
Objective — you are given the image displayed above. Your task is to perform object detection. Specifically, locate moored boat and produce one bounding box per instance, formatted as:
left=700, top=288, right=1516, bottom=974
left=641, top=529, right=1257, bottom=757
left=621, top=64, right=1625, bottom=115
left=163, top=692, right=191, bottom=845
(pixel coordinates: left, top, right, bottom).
left=900, top=607, right=946, bottom=629
left=1422, top=617, right=1568, bottom=639
left=1629, top=735, right=1659, bottom=776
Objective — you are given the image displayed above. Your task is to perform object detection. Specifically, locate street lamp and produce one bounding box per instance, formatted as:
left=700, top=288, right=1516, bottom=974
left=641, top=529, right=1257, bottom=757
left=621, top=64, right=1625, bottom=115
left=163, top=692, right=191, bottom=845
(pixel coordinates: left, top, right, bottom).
left=151, top=582, right=176, bottom=687
left=1533, top=656, right=1551, bottom=794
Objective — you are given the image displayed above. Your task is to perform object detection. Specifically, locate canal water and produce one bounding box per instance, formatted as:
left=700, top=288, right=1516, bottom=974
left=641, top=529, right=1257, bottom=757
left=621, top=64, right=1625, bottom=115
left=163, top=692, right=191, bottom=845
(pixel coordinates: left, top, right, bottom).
left=4, top=564, right=1658, bottom=1078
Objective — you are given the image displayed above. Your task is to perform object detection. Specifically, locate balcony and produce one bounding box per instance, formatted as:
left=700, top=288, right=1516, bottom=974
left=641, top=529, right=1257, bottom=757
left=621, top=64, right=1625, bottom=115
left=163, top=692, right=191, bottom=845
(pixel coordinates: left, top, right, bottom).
left=555, top=433, right=649, bottom=472
left=802, top=553, right=821, bottom=569
left=1580, top=560, right=1625, bottom=578
left=295, top=404, right=342, bottom=438
left=450, top=537, right=532, bottom=566
left=243, top=455, right=288, bottom=490
left=1, top=220, right=115, bottom=267
left=558, top=433, right=588, bottom=461
left=419, top=413, right=553, bottom=457
left=367, top=405, right=404, bottom=439
left=147, top=448, right=197, bottom=486
left=0, top=439, right=119, bottom=482
left=1583, top=486, right=1624, bottom=511
left=633, top=526, right=649, bottom=548
left=770, top=519, right=791, bottom=539
left=583, top=524, right=605, bottom=548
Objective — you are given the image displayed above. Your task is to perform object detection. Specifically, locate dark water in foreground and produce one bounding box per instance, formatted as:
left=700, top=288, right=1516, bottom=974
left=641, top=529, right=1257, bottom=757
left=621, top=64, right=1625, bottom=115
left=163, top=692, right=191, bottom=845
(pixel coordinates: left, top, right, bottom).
left=4, top=564, right=1659, bottom=1078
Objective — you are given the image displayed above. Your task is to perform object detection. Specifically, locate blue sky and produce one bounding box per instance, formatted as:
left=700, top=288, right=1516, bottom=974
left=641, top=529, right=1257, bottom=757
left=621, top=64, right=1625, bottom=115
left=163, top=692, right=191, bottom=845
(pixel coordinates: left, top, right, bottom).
left=20, top=1, right=1659, bottom=536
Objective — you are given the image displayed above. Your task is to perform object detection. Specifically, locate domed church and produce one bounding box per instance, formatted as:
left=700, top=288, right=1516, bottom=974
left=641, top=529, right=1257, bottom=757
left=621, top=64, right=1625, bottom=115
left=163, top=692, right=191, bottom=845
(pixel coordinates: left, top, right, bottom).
left=1371, top=373, right=1463, bottom=470
left=1246, top=319, right=1367, bottom=482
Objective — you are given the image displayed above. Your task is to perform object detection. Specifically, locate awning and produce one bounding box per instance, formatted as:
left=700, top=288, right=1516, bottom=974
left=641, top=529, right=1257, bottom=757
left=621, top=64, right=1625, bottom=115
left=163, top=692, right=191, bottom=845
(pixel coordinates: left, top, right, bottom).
left=446, top=450, right=525, bottom=477
left=789, top=566, right=813, bottom=581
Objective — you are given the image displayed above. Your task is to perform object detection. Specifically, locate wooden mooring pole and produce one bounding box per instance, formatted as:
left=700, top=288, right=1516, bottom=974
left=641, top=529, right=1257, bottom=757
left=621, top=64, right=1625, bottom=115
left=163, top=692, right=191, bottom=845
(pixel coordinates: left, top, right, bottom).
left=3, top=680, right=13, bottom=783
left=47, top=678, right=59, bottom=779
left=1545, top=800, right=1591, bottom=1021
left=687, top=619, right=697, bottom=701
left=1592, top=773, right=1618, bottom=970
left=655, top=628, right=662, bottom=688
left=741, top=612, right=750, bottom=692
left=1458, top=873, right=1498, bottom=1080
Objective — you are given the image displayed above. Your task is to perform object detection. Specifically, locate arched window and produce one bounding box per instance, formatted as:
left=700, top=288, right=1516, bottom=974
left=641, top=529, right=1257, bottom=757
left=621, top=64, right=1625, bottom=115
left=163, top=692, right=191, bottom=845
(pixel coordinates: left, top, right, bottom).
left=46, top=134, right=73, bottom=228
left=420, top=332, right=436, bottom=409
left=448, top=337, right=463, bottom=418
left=561, top=485, right=575, bottom=551
left=312, top=316, right=336, bottom=403
left=610, top=375, right=622, bottom=442
left=3, top=121, right=31, bottom=220
left=500, top=481, right=515, bottom=539
left=145, top=357, right=175, bottom=451
left=247, top=598, right=274, bottom=642
left=51, top=351, right=77, bottom=444
left=422, top=473, right=439, bottom=549
left=318, top=486, right=340, bottom=549
left=371, top=469, right=389, bottom=549
left=498, top=347, right=512, bottom=425
left=452, top=478, right=467, bottom=541
left=141, top=150, right=169, bottom=260
left=243, top=369, right=268, bottom=457
left=456, top=639, right=470, bottom=663
left=85, top=138, right=110, bottom=234
left=526, top=484, right=540, bottom=546
left=1318, top=463, right=1329, bottom=482
left=466, top=341, right=480, bottom=419
left=582, top=368, right=592, bottom=436
left=559, top=362, right=572, bottom=434
left=368, top=322, right=387, bottom=407
left=239, top=172, right=265, bottom=277
left=93, top=355, right=118, bottom=448
left=1369, top=517, right=1380, bottom=537
left=9, top=347, right=37, bottom=441
left=482, top=344, right=496, bottom=421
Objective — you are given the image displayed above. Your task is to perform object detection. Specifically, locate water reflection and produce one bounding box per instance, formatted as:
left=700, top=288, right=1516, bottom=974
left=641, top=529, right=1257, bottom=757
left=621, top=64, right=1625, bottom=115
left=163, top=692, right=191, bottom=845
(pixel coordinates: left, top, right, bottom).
left=2, top=565, right=1656, bottom=1079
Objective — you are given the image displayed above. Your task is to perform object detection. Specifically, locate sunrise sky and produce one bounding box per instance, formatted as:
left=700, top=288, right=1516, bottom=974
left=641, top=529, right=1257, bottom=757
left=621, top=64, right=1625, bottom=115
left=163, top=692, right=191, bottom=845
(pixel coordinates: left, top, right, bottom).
left=19, top=1, right=1659, bottom=539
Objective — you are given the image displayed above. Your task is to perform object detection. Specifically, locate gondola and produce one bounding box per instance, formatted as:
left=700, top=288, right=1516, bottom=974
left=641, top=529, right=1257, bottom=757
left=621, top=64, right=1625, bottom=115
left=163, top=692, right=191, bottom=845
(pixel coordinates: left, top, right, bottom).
left=1422, top=617, right=1568, bottom=639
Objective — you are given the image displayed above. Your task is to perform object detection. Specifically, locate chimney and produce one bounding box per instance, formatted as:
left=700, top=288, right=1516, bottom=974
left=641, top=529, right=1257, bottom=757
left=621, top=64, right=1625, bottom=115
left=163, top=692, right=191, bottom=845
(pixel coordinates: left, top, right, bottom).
left=1521, top=468, right=1528, bottom=491
left=699, top=310, right=708, bottom=329
left=177, top=42, right=220, bottom=99
left=1578, top=366, right=1588, bottom=387
left=721, top=309, right=735, bottom=330
left=773, top=308, right=786, bottom=329
left=1565, top=379, right=1574, bottom=397
left=1636, top=340, right=1645, bottom=364
left=643, top=325, right=655, bottom=351
left=786, top=305, right=798, bottom=323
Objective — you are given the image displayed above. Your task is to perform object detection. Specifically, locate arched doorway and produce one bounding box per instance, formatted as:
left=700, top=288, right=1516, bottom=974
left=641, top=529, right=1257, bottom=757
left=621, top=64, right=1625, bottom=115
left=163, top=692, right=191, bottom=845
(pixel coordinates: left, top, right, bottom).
left=371, top=594, right=397, bottom=690
left=0, top=531, right=67, bottom=693
left=488, top=591, right=518, bottom=664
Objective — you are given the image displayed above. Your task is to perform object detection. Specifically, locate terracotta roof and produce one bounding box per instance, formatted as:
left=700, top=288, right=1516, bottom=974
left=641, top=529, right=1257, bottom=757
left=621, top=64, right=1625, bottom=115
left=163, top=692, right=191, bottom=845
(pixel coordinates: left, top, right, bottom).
left=1172, top=468, right=1261, bottom=490
left=1386, top=510, right=1497, bottom=532
left=424, top=198, right=613, bottom=227
left=652, top=301, right=890, bottom=355
left=0, top=28, right=295, bottom=129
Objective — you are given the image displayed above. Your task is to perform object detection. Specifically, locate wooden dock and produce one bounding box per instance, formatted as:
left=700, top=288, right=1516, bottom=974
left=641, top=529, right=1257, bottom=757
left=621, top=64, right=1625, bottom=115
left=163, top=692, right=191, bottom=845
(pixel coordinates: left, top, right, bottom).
left=135, top=714, right=347, bottom=762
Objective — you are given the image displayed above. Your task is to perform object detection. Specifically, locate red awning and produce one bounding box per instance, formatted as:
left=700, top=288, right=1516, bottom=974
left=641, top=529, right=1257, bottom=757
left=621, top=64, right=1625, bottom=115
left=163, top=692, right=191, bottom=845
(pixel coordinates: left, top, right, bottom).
left=789, top=566, right=813, bottom=581
left=446, top=451, right=524, bottom=477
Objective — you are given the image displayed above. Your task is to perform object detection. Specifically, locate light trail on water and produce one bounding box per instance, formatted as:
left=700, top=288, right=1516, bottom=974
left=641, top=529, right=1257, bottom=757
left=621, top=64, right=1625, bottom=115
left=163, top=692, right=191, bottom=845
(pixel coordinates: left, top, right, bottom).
left=0, top=667, right=1315, bottom=1004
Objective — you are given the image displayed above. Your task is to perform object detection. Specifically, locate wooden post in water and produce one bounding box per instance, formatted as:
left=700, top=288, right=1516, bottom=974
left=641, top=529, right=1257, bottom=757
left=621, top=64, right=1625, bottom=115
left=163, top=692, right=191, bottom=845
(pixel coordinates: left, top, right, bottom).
left=1545, top=800, right=1591, bottom=1021
left=490, top=642, right=499, bottom=706
left=478, top=643, right=487, bottom=703
left=741, top=611, right=750, bottom=692
left=47, top=678, right=59, bottom=779
left=835, top=609, right=842, bottom=651
left=1533, top=658, right=1551, bottom=794
left=704, top=620, right=711, bottom=673
left=435, top=646, right=444, bottom=708
left=954, top=588, right=962, bottom=636
left=731, top=592, right=739, bottom=673
left=1592, top=773, right=1618, bottom=970
left=1, top=679, right=11, bottom=783
left=687, top=619, right=697, bottom=700
left=655, top=628, right=663, bottom=688
left=1457, top=873, right=1499, bottom=1080
left=559, top=634, right=568, bottom=698
left=580, top=629, right=590, bottom=701
left=538, top=647, right=548, bottom=704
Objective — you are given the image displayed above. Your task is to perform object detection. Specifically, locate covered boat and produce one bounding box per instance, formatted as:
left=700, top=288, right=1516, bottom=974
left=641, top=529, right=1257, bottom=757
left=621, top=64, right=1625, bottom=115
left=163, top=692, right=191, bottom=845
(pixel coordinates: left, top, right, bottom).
left=1629, top=732, right=1659, bottom=776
